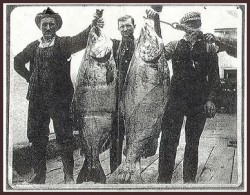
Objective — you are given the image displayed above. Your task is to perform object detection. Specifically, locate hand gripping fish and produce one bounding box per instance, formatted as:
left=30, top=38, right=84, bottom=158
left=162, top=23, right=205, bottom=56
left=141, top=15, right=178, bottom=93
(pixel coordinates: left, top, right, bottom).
left=108, top=19, right=170, bottom=183
left=72, top=10, right=116, bottom=184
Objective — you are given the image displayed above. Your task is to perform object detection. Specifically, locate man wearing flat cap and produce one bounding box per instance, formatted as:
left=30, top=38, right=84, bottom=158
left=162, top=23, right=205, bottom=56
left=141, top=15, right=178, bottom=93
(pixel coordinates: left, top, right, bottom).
left=14, top=7, right=104, bottom=184
left=147, top=10, right=220, bottom=183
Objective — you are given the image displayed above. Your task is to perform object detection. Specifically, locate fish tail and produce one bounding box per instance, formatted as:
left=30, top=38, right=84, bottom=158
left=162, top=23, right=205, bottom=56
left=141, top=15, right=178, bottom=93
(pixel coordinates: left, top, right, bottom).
left=77, top=156, right=106, bottom=183
left=76, top=158, right=91, bottom=184
left=87, top=151, right=106, bottom=183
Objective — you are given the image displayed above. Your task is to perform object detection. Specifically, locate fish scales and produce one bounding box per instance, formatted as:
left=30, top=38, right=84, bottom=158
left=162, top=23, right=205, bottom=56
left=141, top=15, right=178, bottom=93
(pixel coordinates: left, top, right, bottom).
left=72, top=25, right=116, bottom=183
left=124, top=21, right=170, bottom=161
left=108, top=20, right=170, bottom=184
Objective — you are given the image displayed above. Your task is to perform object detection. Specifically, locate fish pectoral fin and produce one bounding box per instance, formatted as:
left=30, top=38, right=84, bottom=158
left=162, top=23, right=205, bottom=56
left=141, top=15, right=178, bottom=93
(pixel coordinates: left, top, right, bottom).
left=90, top=51, right=111, bottom=63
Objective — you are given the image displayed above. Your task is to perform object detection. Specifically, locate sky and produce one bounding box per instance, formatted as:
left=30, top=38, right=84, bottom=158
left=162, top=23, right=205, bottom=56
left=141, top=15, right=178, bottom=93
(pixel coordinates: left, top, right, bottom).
left=7, top=4, right=242, bottom=144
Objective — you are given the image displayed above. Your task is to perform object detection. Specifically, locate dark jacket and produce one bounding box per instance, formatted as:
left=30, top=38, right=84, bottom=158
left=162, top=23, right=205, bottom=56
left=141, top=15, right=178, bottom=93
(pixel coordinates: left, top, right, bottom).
left=14, top=26, right=91, bottom=105
left=112, top=38, right=135, bottom=106
left=167, top=39, right=220, bottom=115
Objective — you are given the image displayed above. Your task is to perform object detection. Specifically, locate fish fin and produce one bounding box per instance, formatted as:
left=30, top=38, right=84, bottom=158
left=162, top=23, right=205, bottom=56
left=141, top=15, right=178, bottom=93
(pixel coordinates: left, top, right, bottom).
left=90, top=162, right=106, bottom=183
left=76, top=159, right=90, bottom=184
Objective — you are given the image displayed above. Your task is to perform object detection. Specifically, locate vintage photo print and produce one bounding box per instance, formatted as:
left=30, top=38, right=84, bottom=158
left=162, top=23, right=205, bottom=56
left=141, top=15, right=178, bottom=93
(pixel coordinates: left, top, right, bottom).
left=3, top=3, right=246, bottom=192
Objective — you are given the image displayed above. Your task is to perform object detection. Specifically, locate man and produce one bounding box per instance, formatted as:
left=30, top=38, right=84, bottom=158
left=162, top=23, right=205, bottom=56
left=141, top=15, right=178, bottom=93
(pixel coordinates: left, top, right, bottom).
left=109, top=13, right=162, bottom=173
left=147, top=11, right=220, bottom=183
left=14, top=7, right=103, bottom=184
left=109, top=15, right=136, bottom=173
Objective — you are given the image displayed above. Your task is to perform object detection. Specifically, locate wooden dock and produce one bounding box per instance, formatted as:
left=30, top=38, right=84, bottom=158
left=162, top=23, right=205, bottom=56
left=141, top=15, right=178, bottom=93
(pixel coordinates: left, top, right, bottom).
left=11, top=113, right=240, bottom=190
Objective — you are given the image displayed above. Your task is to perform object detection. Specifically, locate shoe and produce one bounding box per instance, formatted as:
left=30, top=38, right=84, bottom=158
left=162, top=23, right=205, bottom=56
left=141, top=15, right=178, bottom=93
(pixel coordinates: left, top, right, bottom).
left=157, top=177, right=171, bottom=184
left=184, top=180, right=196, bottom=184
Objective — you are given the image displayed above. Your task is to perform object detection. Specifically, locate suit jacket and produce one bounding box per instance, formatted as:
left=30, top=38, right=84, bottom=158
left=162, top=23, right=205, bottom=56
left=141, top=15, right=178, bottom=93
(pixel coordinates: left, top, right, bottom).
left=112, top=38, right=135, bottom=107
left=165, top=39, right=220, bottom=115
left=14, top=25, right=91, bottom=105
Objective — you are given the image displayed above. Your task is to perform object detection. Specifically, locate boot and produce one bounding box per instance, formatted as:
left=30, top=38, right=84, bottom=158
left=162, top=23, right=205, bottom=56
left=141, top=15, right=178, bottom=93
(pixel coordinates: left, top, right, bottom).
left=28, top=142, right=47, bottom=184
left=60, top=144, right=75, bottom=184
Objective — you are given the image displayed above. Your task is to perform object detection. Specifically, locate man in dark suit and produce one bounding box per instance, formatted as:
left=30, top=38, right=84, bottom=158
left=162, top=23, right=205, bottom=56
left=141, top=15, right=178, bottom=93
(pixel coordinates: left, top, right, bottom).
left=147, top=10, right=220, bottom=183
left=109, top=15, right=136, bottom=173
left=14, top=7, right=103, bottom=184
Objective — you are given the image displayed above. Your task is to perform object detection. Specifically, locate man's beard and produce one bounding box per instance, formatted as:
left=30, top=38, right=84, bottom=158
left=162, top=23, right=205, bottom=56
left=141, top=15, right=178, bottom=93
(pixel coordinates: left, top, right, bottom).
left=122, top=31, right=134, bottom=40
left=43, top=31, right=55, bottom=41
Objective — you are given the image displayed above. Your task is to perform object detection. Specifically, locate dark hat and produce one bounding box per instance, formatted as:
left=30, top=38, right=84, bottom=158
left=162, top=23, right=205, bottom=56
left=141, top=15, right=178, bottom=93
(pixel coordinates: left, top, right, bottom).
left=35, top=7, right=62, bottom=31
left=180, top=12, right=201, bottom=24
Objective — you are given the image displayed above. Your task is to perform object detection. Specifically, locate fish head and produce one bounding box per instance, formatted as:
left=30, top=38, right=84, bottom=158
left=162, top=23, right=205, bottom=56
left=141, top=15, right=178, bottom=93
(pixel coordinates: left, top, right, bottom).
left=89, top=27, right=113, bottom=63
left=139, top=21, right=163, bottom=63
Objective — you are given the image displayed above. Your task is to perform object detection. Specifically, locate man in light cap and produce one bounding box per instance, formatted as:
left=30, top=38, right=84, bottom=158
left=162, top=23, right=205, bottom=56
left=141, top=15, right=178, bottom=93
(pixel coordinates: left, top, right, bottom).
left=147, top=10, right=220, bottom=183
left=14, top=7, right=104, bottom=184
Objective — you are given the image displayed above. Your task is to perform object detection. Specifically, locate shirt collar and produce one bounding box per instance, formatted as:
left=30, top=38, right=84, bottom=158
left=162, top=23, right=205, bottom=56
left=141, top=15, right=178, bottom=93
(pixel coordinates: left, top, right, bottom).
left=38, top=37, right=55, bottom=48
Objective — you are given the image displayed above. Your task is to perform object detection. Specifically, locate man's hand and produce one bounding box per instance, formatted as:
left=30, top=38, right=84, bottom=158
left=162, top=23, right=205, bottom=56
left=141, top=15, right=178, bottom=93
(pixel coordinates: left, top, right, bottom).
left=204, top=100, right=216, bottom=118
left=92, top=14, right=104, bottom=28
left=146, top=9, right=159, bottom=20
left=204, top=33, right=219, bottom=44
left=189, top=29, right=203, bottom=39
left=97, top=17, right=104, bottom=28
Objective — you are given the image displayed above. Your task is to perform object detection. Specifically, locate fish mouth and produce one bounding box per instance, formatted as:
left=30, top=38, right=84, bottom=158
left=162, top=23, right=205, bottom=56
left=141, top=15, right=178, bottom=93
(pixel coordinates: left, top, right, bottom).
left=91, top=51, right=111, bottom=63
left=140, top=53, right=162, bottom=63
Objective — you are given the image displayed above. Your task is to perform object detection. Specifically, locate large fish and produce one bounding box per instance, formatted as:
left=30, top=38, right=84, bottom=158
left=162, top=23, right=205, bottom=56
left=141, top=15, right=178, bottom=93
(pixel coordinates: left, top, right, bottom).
left=108, top=19, right=170, bottom=183
left=72, top=17, right=116, bottom=184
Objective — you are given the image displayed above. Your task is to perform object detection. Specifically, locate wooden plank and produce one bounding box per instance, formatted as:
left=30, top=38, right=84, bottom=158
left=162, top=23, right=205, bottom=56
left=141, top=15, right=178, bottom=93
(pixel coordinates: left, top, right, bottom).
left=140, top=155, right=159, bottom=183
left=171, top=136, right=216, bottom=184
left=231, top=149, right=238, bottom=184
left=209, top=146, right=235, bottom=184
left=45, top=150, right=82, bottom=184
left=171, top=147, right=184, bottom=184
left=204, top=113, right=237, bottom=131
left=139, top=145, right=185, bottom=184
left=197, top=145, right=235, bottom=184
left=46, top=149, right=111, bottom=184
left=196, top=145, right=215, bottom=183
left=140, top=127, right=186, bottom=184
left=100, top=150, right=111, bottom=176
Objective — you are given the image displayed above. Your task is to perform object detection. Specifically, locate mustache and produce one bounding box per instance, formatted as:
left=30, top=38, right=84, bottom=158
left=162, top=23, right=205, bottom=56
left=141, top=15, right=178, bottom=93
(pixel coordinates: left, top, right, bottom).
left=122, top=30, right=133, bottom=35
left=44, top=30, right=53, bottom=34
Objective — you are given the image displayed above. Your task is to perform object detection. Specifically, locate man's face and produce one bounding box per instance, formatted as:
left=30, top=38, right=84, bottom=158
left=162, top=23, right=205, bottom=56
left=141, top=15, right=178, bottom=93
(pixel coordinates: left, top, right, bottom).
left=184, top=20, right=201, bottom=29
left=40, top=17, right=57, bottom=41
left=184, top=20, right=203, bottom=40
left=118, top=18, right=135, bottom=39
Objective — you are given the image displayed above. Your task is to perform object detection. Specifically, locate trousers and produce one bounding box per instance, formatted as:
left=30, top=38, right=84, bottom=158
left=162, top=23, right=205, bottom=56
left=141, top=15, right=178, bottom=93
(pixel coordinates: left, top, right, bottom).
left=158, top=102, right=207, bottom=183
left=110, top=111, right=125, bottom=173
left=27, top=99, right=75, bottom=183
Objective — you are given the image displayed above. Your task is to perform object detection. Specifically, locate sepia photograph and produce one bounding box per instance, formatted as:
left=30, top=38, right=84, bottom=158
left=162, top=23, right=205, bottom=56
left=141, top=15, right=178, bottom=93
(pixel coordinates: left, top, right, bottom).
left=3, top=3, right=246, bottom=192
